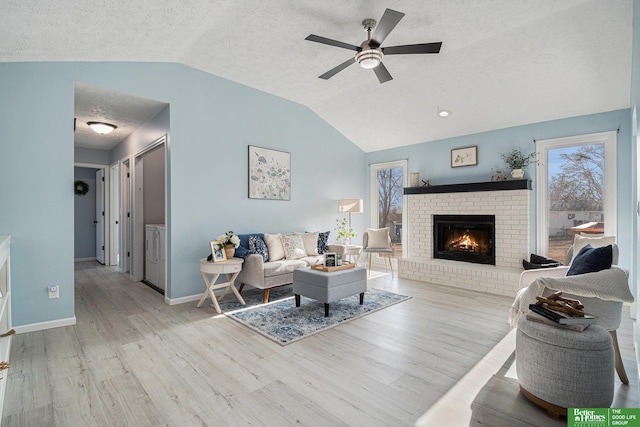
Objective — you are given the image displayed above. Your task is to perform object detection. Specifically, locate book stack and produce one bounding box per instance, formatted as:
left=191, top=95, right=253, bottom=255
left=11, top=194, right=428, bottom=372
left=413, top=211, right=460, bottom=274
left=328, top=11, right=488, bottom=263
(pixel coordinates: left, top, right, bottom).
left=527, top=303, right=597, bottom=332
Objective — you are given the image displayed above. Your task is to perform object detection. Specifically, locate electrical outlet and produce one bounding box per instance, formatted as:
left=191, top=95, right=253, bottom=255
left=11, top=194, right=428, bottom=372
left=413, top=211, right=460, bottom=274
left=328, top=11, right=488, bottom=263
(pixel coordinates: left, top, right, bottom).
left=48, top=285, right=59, bottom=299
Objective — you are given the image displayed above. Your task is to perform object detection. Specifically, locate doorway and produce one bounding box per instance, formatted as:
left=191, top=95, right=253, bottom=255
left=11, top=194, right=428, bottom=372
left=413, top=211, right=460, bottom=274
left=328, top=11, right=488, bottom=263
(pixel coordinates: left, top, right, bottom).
left=131, top=136, right=167, bottom=293
left=74, top=163, right=110, bottom=264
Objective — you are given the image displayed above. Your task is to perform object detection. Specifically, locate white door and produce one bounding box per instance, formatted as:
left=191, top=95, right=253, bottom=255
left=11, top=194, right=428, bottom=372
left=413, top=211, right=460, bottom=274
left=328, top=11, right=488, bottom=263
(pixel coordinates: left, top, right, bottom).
left=120, top=158, right=131, bottom=273
left=110, top=163, right=120, bottom=266
left=132, top=156, right=144, bottom=281
left=95, top=169, right=105, bottom=264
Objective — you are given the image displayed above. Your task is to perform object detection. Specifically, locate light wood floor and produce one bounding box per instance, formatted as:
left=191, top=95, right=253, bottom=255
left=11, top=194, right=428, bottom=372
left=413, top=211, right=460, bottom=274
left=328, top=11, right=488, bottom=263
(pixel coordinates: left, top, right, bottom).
left=2, top=261, right=637, bottom=426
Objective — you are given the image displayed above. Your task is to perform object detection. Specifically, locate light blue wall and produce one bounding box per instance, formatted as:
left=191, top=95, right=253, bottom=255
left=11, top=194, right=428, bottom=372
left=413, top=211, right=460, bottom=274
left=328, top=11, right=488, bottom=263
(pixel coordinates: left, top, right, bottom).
left=366, top=109, right=633, bottom=270
left=0, top=62, right=366, bottom=326
left=75, top=146, right=110, bottom=165
left=74, top=167, right=98, bottom=259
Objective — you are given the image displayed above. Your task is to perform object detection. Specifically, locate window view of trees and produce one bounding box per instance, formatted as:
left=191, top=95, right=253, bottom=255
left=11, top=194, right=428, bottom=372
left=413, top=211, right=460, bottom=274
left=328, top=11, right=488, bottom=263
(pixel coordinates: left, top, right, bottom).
left=547, top=144, right=605, bottom=261
left=377, top=167, right=403, bottom=257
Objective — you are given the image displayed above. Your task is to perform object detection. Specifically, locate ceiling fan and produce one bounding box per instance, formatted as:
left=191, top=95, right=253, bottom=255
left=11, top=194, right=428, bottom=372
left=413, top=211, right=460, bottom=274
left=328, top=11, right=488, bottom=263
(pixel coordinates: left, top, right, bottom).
left=305, top=8, right=442, bottom=83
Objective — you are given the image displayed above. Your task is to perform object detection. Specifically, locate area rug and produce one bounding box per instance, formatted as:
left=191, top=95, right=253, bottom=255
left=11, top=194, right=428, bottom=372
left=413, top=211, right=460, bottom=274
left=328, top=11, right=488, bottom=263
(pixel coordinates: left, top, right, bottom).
left=224, top=288, right=411, bottom=346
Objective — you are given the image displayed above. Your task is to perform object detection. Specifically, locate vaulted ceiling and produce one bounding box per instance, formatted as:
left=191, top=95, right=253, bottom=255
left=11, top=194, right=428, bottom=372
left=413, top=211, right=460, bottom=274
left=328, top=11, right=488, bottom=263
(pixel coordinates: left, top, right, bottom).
left=2, top=1, right=633, bottom=152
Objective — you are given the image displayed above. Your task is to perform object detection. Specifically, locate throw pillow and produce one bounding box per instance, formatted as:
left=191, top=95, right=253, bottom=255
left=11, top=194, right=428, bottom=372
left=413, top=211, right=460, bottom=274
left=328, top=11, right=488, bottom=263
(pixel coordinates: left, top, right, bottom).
left=248, top=236, right=269, bottom=262
left=566, top=244, right=613, bottom=276
left=299, top=231, right=320, bottom=256
left=317, top=231, right=330, bottom=254
left=367, top=227, right=390, bottom=249
left=263, top=233, right=285, bottom=261
left=572, top=234, right=616, bottom=262
left=234, top=245, right=252, bottom=259
left=281, top=234, right=307, bottom=259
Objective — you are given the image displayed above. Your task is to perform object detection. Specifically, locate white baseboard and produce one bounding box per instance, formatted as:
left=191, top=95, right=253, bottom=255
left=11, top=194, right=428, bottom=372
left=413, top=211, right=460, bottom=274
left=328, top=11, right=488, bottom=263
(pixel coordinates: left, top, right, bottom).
left=166, top=294, right=202, bottom=305
left=14, top=316, right=77, bottom=334
left=74, top=257, right=96, bottom=262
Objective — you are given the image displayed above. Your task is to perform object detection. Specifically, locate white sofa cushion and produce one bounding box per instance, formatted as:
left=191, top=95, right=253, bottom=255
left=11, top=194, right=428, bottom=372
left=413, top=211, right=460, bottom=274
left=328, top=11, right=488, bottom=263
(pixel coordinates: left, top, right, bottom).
left=264, top=233, right=285, bottom=261
left=299, top=231, right=320, bottom=256
left=263, top=259, right=307, bottom=277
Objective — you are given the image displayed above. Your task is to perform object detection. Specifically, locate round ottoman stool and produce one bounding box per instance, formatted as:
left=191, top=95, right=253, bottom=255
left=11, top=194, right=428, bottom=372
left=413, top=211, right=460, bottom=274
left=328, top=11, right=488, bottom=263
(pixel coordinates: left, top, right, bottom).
left=516, top=316, right=614, bottom=420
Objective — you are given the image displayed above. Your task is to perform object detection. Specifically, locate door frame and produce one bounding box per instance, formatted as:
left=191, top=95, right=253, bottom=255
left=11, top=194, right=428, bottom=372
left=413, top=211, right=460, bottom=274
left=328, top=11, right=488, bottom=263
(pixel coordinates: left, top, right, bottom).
left=74, top=162, right=110, bottom=265
left=535, top=131, right=617, bottom=255
left=369, top=159, right=408, bottom=263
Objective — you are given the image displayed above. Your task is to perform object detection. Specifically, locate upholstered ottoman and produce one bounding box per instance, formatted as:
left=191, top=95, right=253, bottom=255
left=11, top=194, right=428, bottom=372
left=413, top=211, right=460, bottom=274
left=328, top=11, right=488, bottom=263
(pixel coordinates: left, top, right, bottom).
left=293, top=267, right=367, bottom=316
left=516, top=316, right=614, bottom=420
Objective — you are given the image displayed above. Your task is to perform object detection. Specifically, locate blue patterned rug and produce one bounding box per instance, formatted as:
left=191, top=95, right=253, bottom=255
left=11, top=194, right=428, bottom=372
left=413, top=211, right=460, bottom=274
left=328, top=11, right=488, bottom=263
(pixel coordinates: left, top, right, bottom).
left=223, top=287, right=410, bottom=346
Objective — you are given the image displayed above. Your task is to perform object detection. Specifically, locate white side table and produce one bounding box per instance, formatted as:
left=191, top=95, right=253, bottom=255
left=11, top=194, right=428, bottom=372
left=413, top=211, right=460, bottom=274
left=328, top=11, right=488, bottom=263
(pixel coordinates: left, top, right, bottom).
left=344, top=245, right=363, bottom=265
left=197, top=257, right=245, bottom=314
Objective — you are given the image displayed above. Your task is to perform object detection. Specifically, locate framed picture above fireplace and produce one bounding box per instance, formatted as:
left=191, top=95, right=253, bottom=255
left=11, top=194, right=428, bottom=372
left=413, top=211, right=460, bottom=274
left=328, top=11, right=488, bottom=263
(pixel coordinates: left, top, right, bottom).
left=451, top=146, right=478, bottom=168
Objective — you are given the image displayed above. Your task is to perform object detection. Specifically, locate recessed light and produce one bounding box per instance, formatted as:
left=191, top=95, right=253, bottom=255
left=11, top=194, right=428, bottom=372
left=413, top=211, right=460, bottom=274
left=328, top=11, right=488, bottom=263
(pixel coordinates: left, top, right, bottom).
left=437, top=108, right=451, bottom=118
left=87, top=121, right=117, bottom=134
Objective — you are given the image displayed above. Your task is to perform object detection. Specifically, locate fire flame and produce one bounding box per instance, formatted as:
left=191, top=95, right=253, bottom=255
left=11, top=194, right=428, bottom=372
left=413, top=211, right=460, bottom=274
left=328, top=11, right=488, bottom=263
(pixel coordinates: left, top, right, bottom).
left=448, top=231, right=479, bottom=252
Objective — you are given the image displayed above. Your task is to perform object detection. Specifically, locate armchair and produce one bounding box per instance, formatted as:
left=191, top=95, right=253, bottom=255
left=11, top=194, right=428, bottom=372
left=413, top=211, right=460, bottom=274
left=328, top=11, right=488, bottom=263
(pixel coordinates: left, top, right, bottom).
left=516, top=243, right=631, bottom=384
left=363, top=228, right=394, bottom=277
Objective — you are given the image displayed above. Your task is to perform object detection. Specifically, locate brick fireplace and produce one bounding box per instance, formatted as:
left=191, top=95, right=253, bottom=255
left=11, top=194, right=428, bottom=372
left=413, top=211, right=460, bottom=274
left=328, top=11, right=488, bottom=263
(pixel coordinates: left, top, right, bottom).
left=399, top=181, right=531, bottom=296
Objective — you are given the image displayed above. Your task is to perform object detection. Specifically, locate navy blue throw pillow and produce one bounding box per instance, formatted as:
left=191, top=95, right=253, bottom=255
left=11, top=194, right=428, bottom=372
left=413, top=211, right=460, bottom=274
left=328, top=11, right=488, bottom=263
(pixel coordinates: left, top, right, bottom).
left=317, top=231, right=330, bottom=254
left=249, top=236, right=269, bottom=262
left=234, top=245, right=251, bottom=259
left=566, top=244, right=613, bottom=276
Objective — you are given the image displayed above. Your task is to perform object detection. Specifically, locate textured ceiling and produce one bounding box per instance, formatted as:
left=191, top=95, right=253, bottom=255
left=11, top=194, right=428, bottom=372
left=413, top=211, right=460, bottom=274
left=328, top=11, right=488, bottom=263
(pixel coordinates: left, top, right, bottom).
left=2, top=0, right=633, bottom=153
left=74, top=82, right=168, bottom=150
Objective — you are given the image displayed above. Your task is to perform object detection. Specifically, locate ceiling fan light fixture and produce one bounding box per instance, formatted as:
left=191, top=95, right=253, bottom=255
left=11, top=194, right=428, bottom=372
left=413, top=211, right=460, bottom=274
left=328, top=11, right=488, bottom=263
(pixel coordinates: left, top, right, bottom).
left=355, top=48, right=383, bottom=69
left=87, top=121, right=117, bottom=134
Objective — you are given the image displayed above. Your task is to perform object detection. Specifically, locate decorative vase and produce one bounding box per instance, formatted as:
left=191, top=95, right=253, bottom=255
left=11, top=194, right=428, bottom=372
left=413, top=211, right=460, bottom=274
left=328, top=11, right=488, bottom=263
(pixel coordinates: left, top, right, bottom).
left=511, top=169, right=524, bottom=179
left=224, top=244, right=235, bottom=260
left=410, top=172, right=420, bottom=187
left=342, top=237, right=351, bottom=246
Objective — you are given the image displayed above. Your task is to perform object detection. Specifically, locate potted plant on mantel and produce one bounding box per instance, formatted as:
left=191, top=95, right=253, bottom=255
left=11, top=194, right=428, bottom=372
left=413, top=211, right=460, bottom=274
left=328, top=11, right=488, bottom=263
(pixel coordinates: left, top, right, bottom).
left=499, top=147, right=538, bottom=179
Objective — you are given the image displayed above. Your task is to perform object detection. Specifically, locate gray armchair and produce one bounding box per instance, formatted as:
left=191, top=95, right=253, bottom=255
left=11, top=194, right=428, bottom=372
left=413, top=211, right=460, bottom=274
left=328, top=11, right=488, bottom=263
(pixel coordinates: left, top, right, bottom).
left=517, top=242, right=630, bottom=384
left=362, top=228, right=394, bottom=277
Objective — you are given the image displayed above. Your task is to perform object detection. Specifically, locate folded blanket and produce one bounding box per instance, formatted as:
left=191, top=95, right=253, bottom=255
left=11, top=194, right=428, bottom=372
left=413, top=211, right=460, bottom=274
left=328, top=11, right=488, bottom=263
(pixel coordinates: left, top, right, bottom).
left=508, top=266, right=633, bottom=328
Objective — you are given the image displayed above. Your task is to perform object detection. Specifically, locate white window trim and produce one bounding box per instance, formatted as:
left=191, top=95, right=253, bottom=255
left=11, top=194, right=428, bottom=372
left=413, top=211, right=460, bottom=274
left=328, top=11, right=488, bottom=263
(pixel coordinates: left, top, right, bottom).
left=535, top=131, right=617, bottom=255
left=369, top=159, right=408, bottom=259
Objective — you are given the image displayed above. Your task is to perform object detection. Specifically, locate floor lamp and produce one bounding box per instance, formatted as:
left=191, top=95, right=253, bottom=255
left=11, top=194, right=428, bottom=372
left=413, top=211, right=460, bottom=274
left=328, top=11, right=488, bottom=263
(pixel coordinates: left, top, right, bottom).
left=338, top=199, right=363, bottom=231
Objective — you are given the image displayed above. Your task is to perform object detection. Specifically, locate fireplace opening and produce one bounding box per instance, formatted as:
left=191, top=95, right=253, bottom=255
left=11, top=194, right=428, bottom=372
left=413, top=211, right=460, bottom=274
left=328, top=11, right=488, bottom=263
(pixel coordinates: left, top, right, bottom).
left=433, top=214, right=495, bottom=265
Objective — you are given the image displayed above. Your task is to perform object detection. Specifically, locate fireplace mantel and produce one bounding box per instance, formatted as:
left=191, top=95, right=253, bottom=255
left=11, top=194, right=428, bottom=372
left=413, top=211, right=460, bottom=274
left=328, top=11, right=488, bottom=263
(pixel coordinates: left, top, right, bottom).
left=404, top=180, right=531, bottom=195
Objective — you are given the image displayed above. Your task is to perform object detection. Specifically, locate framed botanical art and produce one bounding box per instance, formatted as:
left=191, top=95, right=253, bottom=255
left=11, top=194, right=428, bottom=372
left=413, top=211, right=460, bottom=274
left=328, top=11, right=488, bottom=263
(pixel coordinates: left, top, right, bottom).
left=209, top=241, right=227, bottom=263
left=451, top=146, right=478, bottom=168
left=248, top=145, right=291, bottom=200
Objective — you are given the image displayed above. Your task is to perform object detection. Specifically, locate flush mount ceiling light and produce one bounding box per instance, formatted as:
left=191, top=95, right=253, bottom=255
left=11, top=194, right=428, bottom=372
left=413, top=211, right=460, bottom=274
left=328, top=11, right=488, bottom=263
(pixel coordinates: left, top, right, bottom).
left=87, top=121, right=117, bottom=134
left=437, top=107, right=451, bottom=118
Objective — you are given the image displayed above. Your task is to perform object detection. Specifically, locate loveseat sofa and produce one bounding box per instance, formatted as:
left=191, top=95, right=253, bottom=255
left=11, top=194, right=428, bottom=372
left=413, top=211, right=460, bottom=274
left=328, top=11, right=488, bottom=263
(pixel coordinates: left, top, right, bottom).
left=234, top=232, right=346, bottom=303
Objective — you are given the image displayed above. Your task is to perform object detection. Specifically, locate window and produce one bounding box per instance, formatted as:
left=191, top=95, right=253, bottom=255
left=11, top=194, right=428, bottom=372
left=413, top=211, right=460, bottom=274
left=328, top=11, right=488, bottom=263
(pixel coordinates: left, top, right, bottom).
left=536, top=131, right=617, bottom=260
left=370, top=160, right=407, bottom=260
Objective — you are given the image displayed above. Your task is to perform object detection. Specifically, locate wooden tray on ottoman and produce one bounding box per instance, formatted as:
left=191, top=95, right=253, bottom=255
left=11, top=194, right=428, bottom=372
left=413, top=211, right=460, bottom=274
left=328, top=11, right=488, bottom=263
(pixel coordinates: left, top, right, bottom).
left=310, top=263, right=355, bottom=272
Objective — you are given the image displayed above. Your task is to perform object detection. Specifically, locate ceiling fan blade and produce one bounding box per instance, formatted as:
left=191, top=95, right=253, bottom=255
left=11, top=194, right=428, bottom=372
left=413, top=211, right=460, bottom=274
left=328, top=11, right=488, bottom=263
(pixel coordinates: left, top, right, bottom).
left=305, top=34, right=361, bottom=51
left=383, top=42, right=442, bottom=55
left=373, top=62, right=393, bottom=83
left=319, top=58, right=356, bottom=80
left=370, top=9, right=405, bottom=48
